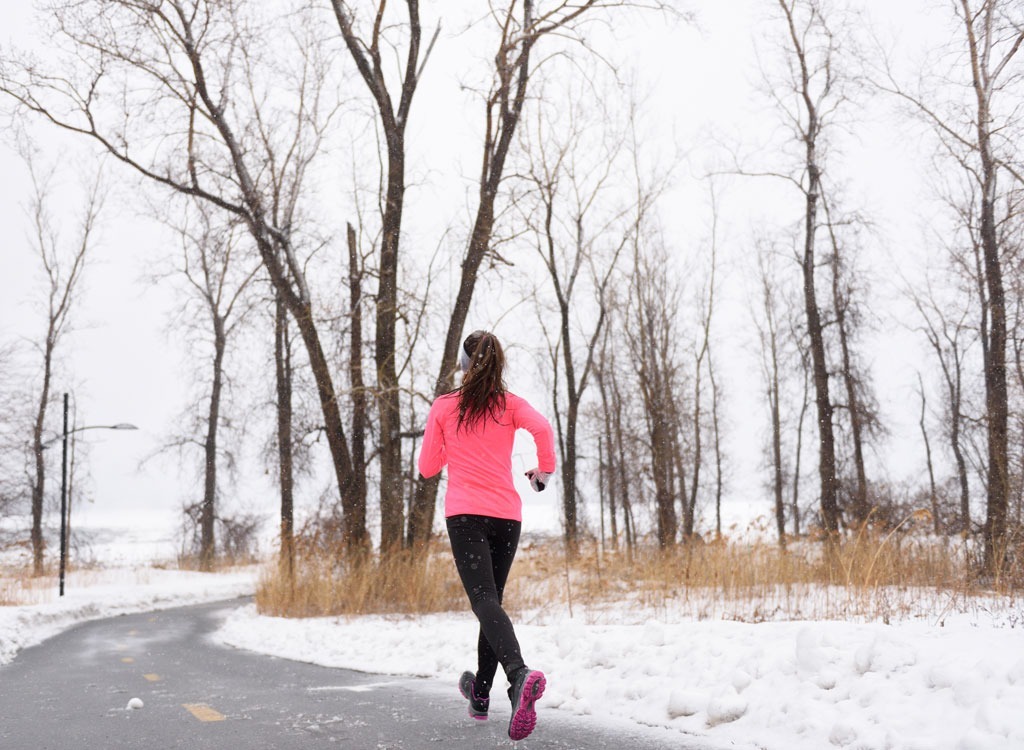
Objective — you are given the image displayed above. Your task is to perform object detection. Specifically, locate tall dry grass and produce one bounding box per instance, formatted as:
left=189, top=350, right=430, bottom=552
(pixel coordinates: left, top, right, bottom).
left=255, top=528, right=1021, bottom=624
left=256, top=540, right=467, bottom=618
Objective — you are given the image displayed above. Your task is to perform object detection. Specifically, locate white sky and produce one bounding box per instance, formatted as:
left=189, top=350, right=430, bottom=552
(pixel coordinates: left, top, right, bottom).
left=0, top=0, right=961, bottom=543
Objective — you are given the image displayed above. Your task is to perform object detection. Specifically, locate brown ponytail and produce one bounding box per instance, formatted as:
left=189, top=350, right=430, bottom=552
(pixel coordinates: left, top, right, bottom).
left=456, top=330, right=507, bottom=430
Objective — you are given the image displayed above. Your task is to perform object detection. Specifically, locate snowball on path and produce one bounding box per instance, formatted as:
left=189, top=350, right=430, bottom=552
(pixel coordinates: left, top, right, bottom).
left=127, top=697, right=144, bottom=710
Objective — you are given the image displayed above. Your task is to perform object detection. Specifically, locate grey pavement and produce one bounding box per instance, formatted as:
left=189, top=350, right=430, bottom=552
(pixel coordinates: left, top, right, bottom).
left=0, top=599, right=707, bottom=749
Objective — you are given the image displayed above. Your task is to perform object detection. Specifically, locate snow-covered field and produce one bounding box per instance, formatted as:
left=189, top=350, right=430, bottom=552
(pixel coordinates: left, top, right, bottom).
left=3, top=520, right=1023, bottom=750
left=216, top=594, right=1024, bottom=750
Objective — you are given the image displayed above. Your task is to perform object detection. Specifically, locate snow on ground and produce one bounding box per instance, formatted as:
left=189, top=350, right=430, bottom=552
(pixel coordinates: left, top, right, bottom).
left=3, top=513, right=1023, bottom=749
left=216, top=596, right=1024, bottom=750
left=0, top=566, right=257, bottom=666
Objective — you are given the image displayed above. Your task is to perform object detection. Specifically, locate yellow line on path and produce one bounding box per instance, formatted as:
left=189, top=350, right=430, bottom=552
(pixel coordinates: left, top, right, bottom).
left=120, top=657, right=135, bottom=664
left=143, top=674, right=161, bottom=682
left=182, top=704, right=226, bottom=722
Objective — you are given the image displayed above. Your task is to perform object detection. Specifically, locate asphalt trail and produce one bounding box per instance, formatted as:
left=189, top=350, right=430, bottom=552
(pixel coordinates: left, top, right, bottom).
left=0, top=599, right=705, bottom=749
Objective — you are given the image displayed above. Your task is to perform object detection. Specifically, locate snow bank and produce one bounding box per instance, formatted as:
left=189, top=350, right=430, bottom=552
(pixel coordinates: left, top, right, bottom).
left=217, top=603, right=1024, bottom=750
left=0, top=566, right=257, bottom=665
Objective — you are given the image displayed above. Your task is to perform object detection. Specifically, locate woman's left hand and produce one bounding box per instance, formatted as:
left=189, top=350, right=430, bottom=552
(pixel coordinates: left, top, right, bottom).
left=525, top=468, right=551, bottom=492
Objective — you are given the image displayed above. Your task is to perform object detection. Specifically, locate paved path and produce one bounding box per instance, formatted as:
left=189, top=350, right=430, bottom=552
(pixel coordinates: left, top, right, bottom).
left=0, top=599, right=703, bottom=749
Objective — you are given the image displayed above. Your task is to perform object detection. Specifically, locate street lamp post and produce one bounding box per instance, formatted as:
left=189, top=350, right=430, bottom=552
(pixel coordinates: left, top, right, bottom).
left=56, top=392, right=138, bottom=596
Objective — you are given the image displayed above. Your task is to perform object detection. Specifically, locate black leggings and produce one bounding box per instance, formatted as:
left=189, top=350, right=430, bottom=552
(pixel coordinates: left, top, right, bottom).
left=446, top=514, right=524, bottom=697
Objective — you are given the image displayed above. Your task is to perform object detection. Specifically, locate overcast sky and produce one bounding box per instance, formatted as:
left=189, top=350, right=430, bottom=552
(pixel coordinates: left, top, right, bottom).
left=0, top=0, right=957, bottom=545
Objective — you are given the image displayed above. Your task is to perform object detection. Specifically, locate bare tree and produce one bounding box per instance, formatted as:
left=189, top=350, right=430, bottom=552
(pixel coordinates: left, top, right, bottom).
left=754, top=244, right=789, bottom=547
left=330, top=1, right=439, bottom=552
left=23, top=151, right=102, bottom=575
left=750, top=0, right=861, bottom=547
left=628, top=234, right=685, bottom=549
left=344, top=222, right=369, bottom=557
left=520, top=81, right=632, bottom=551
left=0, top=344, right=30, bottom=549
left=261, top=273, right=321, bottom=577
left=0, top=1, right=372, bottom=551
left=822, top=204, right=879, bottom=527
left=685, top=192, right=720, bottom=540
left=910, top=281, right=976, bottom=533
left=791, top=338, right=812, bottom=537
left=877, top=0, right=1024, bottom=573
left=916, top=372, right=942, bottom=535
left=161, top=204, right=259, bottom=570
left=273, top=288, right=296, bottom=578
left=707, top=342, right=725, bottom=539
left=594, top=311, right=638, bottom=554
left=406, top=0, right=676, bottom=547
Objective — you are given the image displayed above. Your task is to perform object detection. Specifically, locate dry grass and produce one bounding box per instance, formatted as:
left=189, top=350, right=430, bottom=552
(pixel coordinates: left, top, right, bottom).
left=255, top=529, right=1021, bottom=624
left=172, top=552, right=260, bottom=572
left=507, top=530, right=1021, bottom=624
left=0, top=560, right=144, bottom=606
left=255, top=540, right=467, bottom=618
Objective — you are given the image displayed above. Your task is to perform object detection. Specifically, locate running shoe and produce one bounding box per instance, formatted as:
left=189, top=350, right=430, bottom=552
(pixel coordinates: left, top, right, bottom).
left=507, top=667, right=546, bottom=740
left=458, top=670, right=489, bottom=720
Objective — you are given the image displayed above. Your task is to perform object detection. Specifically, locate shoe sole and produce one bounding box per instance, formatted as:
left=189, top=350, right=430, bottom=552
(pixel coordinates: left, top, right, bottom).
left=459, top=673, right=488, bottom=721
left=509, top=670, right=546, bottom=740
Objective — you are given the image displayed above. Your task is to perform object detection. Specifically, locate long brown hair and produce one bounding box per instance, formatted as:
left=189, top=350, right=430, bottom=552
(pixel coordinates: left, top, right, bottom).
left=456, top=330, right=507, bottom=430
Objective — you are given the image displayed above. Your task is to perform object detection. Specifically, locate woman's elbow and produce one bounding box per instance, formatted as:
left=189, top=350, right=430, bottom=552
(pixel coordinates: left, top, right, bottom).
left=417, top=458, right=440, bottom=478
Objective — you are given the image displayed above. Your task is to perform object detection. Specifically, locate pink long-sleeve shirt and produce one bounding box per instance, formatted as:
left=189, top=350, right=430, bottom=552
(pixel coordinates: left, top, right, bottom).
left=418, top=392, right=557, bottom=521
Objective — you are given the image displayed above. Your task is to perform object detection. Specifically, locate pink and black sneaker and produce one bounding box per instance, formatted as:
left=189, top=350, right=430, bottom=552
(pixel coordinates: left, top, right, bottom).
left=507, top=667, right=546, bottom=740
left=458, top=671, right=489, bottom=721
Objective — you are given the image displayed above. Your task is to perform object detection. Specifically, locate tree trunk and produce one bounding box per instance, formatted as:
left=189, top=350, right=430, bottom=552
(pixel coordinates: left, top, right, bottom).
left=980, top=176, right=1009, bottom=572
left=709, top=347, right=723, bottom=540
left=375, top=139, right=405, bottom=553
left=274, top=291, right=295, bottom=580
left=960, top=1, right=1010, bottom=574
left=598, top=368, right=619, bottom=550
left=286, top=290, right=366, bottom=552
left=347, top=223, right=368, bottom=551
left=687, top=362, right=703, bottom=540
left=610, top=367, right=634, bottom=556
left=31, top=340, right=54, bottom=576
left=792, top=366, right=809, bottom=537
left=651, top=414, right=677, bottom=548
left=952, top=404, right=971, bottom=534
left=918, top=373, right=940, bottom=535
left=830, top=238, right=869, bottom=525
left=803, top=157, right=840, bottom=542
left=559, top=299, right=580, bottom=551
left=199, top=316, right=225, bottom=571
left=770, top=339, right=786, bottom=547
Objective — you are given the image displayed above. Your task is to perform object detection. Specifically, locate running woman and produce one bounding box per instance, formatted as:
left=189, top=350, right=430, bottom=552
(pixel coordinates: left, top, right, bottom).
left=418, top=330, right=556, bottom=741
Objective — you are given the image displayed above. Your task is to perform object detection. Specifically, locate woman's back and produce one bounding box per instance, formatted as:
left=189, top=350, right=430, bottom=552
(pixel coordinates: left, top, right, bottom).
left=418, top=391, right=555, bottom=521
